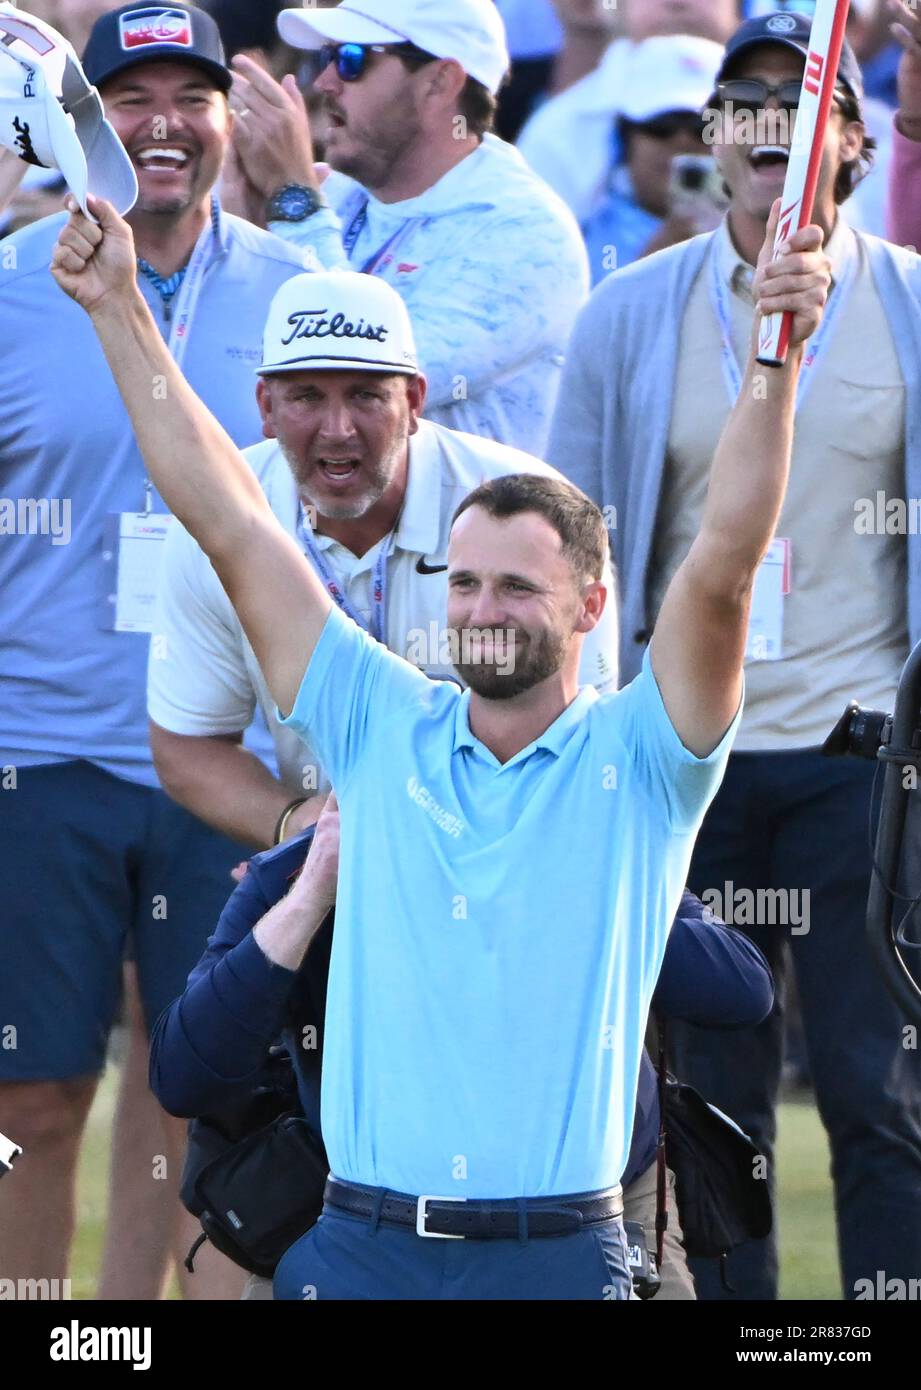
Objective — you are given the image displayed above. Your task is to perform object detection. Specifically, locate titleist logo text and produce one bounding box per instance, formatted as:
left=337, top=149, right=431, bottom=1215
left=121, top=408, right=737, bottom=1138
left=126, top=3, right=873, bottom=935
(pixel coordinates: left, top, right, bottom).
left=282, top=309, right=389, bottom=347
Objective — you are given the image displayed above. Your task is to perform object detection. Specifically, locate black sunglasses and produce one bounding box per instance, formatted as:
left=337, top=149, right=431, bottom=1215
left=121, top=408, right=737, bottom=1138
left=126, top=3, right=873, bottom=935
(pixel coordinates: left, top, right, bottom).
left=715, top=78, right=846, bottom=112
left=318, top=41, right=437, bottom=83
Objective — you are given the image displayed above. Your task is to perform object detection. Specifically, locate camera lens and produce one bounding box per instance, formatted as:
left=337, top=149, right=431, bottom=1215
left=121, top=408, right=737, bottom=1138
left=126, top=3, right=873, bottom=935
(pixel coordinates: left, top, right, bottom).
left=848, top=707, right=891, bottom=760
left=823, top=702, right=893, bottom=760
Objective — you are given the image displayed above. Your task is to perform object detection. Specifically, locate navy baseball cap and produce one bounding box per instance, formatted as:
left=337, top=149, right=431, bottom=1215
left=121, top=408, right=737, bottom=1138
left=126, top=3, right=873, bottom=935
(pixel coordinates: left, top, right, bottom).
left=716, top=11, right=863, bottom=104
left=82, top=4, right=232, bottom=93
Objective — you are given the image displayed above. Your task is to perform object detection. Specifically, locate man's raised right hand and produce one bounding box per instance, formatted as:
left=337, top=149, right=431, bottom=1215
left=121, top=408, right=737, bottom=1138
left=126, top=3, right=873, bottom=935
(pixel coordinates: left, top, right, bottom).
left=50, top=195, right=137, bottom=316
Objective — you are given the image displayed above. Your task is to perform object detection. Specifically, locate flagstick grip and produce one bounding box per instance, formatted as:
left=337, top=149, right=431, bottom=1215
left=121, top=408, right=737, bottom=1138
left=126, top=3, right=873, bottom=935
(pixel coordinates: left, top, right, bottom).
left=756, top=0, right=851, bottom=367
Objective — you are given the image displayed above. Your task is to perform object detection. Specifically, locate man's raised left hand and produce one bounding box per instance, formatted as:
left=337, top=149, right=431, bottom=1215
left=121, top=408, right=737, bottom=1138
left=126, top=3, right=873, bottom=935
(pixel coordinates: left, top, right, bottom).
left=753, top=198, right=831, bottom=350
left=230, top=54, right=320, bottom=201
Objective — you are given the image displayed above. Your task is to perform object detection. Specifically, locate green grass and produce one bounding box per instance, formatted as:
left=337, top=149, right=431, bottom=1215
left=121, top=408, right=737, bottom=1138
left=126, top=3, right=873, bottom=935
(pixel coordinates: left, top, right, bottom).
left=72, top=1069, right=840, bottom=1300
left=777, top=1096, right=840, bottom=1301
left=72, top=1064, right=116, bottom=1302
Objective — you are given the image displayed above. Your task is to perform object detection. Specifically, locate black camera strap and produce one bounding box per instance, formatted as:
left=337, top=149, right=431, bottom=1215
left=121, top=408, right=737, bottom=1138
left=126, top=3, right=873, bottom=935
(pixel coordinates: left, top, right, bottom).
left=655, top=1018, right=669, bottom=1269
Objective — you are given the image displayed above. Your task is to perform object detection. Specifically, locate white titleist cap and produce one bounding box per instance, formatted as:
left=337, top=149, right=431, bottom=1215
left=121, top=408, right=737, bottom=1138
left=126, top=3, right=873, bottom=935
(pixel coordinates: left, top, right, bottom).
left=618, top=35, right=724, bottom=124
left=278, top=0, right=510, bottom=96
left=260, top=270, right=419, bottom=376
left=0, top=3, right=137, bottom=217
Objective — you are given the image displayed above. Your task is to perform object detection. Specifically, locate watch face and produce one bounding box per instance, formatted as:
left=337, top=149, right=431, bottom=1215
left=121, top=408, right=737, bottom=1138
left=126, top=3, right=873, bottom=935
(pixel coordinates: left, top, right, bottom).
left=281, top=189, right=310, bottom=218
left=275, top=185, right=316, bottom=220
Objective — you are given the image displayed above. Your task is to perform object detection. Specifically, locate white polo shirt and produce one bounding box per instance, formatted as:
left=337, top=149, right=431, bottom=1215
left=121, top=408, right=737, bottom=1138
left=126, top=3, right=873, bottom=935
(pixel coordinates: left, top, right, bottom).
left=148, top=419, right=620, bottom=794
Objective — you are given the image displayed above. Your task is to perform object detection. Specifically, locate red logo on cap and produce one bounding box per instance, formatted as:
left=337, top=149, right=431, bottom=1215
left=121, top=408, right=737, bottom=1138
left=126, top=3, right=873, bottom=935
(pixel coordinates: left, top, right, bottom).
left=119, top=8, right=193, bottom=51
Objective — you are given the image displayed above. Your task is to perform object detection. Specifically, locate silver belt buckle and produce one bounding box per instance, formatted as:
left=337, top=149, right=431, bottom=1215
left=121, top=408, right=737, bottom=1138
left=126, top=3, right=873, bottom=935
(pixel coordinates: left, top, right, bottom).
left=416, top=1194, right=466, bottom=1239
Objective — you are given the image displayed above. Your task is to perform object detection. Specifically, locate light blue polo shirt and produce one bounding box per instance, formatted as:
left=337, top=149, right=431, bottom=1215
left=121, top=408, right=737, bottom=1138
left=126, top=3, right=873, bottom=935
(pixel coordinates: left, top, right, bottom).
left=282, top=607, right=741, bottom=1198
left=0, top=207, right=308, bottom=786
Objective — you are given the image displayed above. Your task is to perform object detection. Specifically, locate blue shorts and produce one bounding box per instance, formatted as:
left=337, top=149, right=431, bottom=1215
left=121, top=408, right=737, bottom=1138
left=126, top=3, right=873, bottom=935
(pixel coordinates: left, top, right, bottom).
left=0, top=760, right=247, bottom=1081
left=273, top=1201, right=632, bottom=1301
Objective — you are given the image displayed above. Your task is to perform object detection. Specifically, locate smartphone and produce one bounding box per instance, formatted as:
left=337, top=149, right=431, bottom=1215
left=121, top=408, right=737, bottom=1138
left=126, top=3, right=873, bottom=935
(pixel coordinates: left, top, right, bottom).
left=669, top=155, right=729, bottom=231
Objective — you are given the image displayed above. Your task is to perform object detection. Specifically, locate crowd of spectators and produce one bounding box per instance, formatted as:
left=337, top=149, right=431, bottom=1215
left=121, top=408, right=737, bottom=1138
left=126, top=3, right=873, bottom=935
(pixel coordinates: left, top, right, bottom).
left=1, top=0, right=920, bottom=1304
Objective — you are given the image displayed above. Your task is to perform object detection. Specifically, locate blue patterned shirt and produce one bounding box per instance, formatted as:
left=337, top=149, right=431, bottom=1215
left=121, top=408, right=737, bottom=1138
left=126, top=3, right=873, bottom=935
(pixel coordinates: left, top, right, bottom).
left=269, top=135, right=590, bottom=457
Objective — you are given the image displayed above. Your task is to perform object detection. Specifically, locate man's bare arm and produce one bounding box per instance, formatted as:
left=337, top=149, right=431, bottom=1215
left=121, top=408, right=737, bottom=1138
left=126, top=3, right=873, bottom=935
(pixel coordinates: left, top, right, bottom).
left=651, top=204, right=831, bottom=757
left=149, top=724, right=325, bottom=849
left=50, top=197, right=331, bottom=716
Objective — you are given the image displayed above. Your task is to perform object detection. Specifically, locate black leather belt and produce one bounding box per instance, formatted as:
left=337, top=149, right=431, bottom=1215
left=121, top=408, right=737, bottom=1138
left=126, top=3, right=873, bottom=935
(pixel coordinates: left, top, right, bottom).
left=324, top=1176, right=624, bottom=1239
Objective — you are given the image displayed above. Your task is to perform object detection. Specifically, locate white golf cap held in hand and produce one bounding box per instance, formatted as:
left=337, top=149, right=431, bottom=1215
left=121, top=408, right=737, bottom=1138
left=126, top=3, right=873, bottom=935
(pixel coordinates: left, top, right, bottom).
left=0, top=2, right=137, bottom=218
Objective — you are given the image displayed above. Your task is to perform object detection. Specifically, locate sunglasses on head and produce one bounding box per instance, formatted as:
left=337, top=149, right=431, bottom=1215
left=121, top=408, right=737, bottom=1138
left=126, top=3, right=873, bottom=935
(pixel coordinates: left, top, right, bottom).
left=715, top=78, right=847, bottom=112
left=318, top=41, right=437, bottom=83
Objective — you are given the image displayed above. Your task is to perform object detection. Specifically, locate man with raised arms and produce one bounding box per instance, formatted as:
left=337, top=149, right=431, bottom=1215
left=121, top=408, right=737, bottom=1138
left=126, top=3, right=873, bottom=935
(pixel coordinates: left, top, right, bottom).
left=49, top=194, right=829, bottom=1301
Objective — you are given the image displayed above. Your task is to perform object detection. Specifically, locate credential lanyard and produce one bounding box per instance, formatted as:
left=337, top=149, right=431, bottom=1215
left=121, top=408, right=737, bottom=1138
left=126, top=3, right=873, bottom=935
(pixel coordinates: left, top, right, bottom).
left=709, top=236, right=856, bottom=413
left=296, top=508, right=393, bottom=643
left=343, top=198, right=424, bottom=275
left=166, top=197, right=219, bottom=370
left=140, top=199, right=218, bottom=510
left=343, top=201, right=368, bottom=257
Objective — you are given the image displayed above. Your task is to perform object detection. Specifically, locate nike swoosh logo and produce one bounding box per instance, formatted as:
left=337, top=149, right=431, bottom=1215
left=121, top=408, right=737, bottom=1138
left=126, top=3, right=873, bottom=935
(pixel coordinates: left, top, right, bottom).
left=416, top=557, right=448, bottom=575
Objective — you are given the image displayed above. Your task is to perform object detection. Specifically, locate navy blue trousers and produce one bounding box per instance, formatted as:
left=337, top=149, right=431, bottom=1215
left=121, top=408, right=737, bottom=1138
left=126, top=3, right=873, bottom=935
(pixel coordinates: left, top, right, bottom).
left=274, top=1203, right=632, bottom=1301
left=668, top=749, right=921, bottom=1300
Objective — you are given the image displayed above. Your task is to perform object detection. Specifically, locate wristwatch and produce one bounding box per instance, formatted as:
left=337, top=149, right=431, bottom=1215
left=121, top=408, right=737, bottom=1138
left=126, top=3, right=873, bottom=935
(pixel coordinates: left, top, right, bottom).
left=266, top=182, right=328, bottom=223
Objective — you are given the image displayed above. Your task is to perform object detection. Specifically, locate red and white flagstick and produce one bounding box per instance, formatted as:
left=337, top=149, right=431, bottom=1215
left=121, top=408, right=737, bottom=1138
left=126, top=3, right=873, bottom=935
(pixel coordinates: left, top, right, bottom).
left=757, top=0, right=851, bottom=366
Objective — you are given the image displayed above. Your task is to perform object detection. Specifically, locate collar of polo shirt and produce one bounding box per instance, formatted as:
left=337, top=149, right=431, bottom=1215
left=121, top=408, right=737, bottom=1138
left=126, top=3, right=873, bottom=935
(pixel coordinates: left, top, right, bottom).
left=389, top=429, right=442, bottom=558
left=210, top=199, right=230, bottom=258
left=450, top=685, right=599, bottom=763
left=718, top=213, right=851, bottom=302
